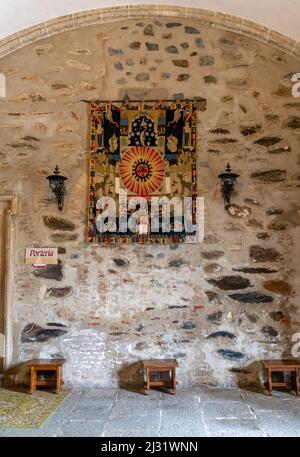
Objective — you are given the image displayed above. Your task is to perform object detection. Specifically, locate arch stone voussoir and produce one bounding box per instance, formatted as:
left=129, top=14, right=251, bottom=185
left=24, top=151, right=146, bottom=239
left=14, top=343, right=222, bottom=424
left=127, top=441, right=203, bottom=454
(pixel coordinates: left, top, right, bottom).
left=0, top=5, right=299, bottom=60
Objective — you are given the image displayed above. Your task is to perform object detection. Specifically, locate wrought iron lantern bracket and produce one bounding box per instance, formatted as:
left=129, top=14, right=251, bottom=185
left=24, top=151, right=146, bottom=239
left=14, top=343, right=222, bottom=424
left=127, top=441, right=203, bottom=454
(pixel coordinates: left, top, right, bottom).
left=46, top=166, right=67, bottom=211
left=218, top=163, right=239, bottom=209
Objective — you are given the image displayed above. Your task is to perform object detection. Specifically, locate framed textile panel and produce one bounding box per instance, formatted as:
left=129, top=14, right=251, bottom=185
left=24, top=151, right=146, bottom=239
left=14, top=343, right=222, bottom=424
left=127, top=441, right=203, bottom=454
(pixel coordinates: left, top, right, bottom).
left=88, top=101, right=197, bottom=244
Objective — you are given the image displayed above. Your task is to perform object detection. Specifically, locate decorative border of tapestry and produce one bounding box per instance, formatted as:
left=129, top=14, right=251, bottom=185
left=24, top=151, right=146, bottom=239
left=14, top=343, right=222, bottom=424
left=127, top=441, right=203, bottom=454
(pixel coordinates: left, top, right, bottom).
left=87, top=101, right=197, bottom=244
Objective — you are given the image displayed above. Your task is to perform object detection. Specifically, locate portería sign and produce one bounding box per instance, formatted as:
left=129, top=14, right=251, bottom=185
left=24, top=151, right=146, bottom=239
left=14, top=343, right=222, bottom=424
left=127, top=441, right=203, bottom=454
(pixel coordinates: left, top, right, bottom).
left=25, top=248, right=58, bottom=267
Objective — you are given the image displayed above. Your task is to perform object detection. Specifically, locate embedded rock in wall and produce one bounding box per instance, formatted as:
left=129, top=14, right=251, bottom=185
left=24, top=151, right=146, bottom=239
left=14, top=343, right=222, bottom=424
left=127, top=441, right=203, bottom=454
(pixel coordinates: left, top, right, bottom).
left=243, top=198, right=260, bottom=206
left=201, top=251, right=224, bottom=260
left=113, top=258, right=129, bottom=267
left=266, top=207, right=283, bottom=215
left=250, top=170, right=287, bottom=182
left=47, top=322, right=67, bottom=328
left=228, top=292, right=274, bottom=303
left=172, top=59, right=189, bottom=68
left=145, top=42, right=159, bottom=51
left=45, top=287, right=73, bottom=298
left=250, top=246, right=282, bottom=263
left=267, top=221, right=288, bottom=231
left=204, top=75, right=217, bottom=84
left=232, top=267, right=278, bottom=274
left=195, top=97, right=207, bottom=111
left=181, top=321, right=196, bottom=330
left=206, top=331, right=236, bottom=339
left=207, top=275, right=252, bottom=290
left=217, top=350, right=246, bottom=362
left=283, top=116, right=300, bottom=129
left=165, top=45, right=179, bottom=54
left=168, top=258, right=187, bottom=268
left=33, top=263, right=63, bottom=281
left=204, top=263, right=222, bottom=273
left=205, top=291, right=220, bottom=303
left=43, top=216, right=76, bottom=231
left=51, top=233, right=78, bottom=242
left=143, top=24, right=154, bottom=36
left=261, top=326, right=279, bottom=338
left=254, top=137, right=282, bottom=147
left=198, top=55, right=215, bottom=66
left=256, top=232, right=271, bottom=240
left=207, top=311, right=223, bottom=323
left=263, top=280, right=295, bottom=296
left=21, top=323, right=67, bottom=343
left=240, top=125, right=262, bottom=136
left=184, top=26, right=200, bottom=34
left=272, top=84, right=292, bottom=97
left=269, top=311, right=286, bottom=321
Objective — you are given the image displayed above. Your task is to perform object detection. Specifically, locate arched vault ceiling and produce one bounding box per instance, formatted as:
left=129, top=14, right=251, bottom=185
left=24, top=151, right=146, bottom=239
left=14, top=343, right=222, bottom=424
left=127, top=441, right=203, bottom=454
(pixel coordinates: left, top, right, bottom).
left=1, top=1, right=300, bottom=40
left=0, top=3, right=300, bottom=60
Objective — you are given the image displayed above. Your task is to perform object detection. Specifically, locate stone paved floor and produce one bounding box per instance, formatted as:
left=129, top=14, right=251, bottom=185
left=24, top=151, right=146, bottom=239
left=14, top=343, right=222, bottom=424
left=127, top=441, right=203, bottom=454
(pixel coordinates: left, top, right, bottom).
left=1, top=387, right=300, bottom=437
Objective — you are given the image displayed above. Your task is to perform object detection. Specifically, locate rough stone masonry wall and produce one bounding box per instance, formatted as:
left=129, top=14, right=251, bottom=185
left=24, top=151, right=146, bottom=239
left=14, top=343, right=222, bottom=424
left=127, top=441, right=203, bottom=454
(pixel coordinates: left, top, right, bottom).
left=0, top=17, right=300, bottom=388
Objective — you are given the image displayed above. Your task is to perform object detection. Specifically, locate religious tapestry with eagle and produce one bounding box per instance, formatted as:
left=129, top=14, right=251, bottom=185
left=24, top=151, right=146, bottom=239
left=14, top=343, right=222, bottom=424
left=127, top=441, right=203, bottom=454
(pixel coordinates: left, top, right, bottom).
left=88, top=101, right=197, bottom=244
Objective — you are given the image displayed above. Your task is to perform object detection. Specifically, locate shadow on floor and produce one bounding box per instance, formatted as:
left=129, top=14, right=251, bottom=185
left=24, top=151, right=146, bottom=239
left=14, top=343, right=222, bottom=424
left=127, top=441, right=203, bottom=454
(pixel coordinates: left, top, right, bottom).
left=117, top=361, right=146, bottom=395
left=3, top=362, right=30, bottom=390
left=232, top=361, right=266, bottom=394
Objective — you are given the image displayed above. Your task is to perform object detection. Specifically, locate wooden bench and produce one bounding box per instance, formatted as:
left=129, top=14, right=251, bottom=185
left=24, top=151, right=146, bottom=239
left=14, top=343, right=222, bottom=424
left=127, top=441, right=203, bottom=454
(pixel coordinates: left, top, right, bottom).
left=262, top=359, right=300, bottom=396
left=143, top=359, right=178, bottom=395
left=28, top=359, right=66, bottom=394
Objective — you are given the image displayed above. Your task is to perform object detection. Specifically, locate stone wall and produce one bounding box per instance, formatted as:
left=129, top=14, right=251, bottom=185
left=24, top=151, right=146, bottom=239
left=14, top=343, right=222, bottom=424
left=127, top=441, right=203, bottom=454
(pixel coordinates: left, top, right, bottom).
left=0, top=16, right=299, bottom=388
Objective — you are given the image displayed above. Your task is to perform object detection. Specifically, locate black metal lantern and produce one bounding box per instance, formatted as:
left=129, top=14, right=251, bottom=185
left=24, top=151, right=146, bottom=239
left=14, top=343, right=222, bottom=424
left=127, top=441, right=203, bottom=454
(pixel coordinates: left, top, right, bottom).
left=218, top=163, right=239, bottom=209
left=46, top=166, right=67, bottom=211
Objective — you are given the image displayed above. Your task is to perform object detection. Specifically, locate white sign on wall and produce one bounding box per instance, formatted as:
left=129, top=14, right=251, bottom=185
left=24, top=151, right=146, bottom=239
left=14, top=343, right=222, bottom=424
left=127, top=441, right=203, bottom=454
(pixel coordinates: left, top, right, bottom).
left=26, top=248, right=58, bottom=268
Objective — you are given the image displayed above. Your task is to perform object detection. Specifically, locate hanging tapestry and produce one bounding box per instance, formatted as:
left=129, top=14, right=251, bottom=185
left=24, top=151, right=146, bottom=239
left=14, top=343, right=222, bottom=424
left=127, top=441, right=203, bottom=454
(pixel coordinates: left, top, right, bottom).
left=88, top=101, right=197, bottom=244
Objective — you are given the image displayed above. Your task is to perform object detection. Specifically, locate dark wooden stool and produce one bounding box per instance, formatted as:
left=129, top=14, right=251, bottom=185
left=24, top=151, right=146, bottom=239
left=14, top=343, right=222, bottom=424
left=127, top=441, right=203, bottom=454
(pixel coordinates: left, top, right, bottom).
left=28, top=359, right=66, bottom=394
left=262, top=359, right=300, bottom=396
left=143, top=359, right=178, bottom=395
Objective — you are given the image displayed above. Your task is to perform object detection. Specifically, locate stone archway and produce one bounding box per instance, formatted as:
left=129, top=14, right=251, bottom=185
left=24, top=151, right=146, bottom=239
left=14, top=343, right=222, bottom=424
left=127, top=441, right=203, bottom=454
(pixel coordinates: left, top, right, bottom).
left=0, top=5, right=299, bottom=60
left=0, top=196, right=17, bottom=375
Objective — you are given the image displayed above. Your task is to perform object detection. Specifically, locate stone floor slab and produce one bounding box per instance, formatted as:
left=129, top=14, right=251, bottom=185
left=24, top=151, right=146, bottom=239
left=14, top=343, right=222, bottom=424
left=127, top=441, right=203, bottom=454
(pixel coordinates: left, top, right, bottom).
left=159, top=427, right=207, bottom=437
left=255, top=410, right=300, bottom=437
left=69, top=403, right=113, bottom=420
left=202, top=400, right=252, bottom=419
left=244, top=395, right=300, bottom=412
left=160, top=409, right=206, bottom=437
left=197, top=387, right=243, bottom=402
left=105, top=412, right=161, bottom=432
left=205, top=418, right=265, bottom=437
left=114, top=401, right=161, bottom=416
left=59, top=420, right=104, bottom=437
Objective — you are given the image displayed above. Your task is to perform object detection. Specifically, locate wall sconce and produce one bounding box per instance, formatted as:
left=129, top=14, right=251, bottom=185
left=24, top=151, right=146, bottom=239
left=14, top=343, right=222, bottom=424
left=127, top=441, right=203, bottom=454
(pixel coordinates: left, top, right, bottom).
left=46, top=166, right=67, bottom=211
left=218, top=163, right=239, bottom=209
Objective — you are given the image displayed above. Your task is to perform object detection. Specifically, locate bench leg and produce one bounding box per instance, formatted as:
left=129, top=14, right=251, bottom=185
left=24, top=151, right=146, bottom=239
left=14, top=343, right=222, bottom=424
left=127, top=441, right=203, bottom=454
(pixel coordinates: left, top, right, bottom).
left=56, top=366, right=62, bottom=394
left=30, top=368, right=36, bottom=395
left=268, top=369, right=273, bottom=396
left=146, top=368, right=150, bottom=395
left=172, top=368, right=176, bottom=395
left=295, top=368, right=300, bottom=396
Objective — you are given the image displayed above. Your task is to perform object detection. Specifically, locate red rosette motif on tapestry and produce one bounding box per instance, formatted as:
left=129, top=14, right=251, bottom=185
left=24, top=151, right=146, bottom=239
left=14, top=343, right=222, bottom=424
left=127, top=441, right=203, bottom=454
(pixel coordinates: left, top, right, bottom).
left=120, top=146, right=165, bottom=196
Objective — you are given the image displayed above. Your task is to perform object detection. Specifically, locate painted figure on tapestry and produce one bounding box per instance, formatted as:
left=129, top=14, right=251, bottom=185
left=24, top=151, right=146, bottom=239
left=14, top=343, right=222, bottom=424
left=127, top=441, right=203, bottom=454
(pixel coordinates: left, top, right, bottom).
left=88, top=101, right=197, bottom=244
